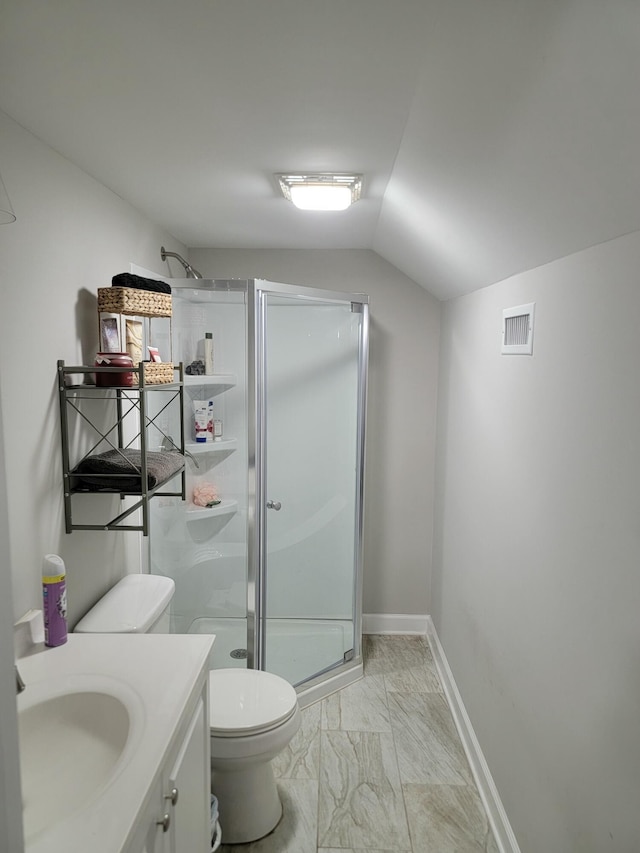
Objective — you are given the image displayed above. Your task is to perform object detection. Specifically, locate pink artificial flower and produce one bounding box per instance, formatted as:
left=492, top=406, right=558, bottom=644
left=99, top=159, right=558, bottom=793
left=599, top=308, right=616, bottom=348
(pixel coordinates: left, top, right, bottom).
left=192, top=482, right=220, bottom=507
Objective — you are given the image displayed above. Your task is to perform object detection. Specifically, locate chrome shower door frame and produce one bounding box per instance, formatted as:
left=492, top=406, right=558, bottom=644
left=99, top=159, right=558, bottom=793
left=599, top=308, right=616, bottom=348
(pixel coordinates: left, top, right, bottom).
left=247, top=279, right=369, bottom=703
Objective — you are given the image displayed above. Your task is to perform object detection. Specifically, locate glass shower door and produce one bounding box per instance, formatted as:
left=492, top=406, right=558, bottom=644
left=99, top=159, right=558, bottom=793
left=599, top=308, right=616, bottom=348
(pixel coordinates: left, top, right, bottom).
left=257, top=285, right=366, bottom=687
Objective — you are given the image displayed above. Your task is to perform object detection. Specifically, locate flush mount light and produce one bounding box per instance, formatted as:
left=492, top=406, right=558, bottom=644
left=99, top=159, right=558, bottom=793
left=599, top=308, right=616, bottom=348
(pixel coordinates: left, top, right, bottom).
left=276, top=173, right=363, bottom=211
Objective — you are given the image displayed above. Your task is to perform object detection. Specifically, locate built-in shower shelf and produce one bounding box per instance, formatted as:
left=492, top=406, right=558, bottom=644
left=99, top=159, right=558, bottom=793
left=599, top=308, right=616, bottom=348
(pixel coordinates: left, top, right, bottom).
left=185, top=438, right=237, bottom=455
left=184, top=374, right=237, bottom=393
left=185, top=499, right=238, bottom=521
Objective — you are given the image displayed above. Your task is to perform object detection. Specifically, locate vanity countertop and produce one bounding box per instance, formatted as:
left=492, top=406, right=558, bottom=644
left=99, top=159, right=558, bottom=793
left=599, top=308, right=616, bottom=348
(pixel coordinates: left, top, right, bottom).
left=17, top=632, right=214, bottom=853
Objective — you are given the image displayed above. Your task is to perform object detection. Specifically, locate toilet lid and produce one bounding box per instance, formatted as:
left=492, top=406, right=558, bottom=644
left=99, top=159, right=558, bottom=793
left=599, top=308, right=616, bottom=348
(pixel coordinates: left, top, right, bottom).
left=208, top=669, right=298, bottom=736
left=74, top=574, right=175, bottom=633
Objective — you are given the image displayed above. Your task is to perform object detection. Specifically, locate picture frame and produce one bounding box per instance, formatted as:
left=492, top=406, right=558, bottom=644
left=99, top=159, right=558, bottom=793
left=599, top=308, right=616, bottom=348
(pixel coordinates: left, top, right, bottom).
left=100, top=316, right=121, bottom=352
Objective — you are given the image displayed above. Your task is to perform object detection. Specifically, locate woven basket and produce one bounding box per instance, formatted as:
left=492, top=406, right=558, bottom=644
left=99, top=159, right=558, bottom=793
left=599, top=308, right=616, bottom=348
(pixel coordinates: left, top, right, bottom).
left=142, top=362, right=175, bottom=385
left=98, top=287, right=172, bottom=318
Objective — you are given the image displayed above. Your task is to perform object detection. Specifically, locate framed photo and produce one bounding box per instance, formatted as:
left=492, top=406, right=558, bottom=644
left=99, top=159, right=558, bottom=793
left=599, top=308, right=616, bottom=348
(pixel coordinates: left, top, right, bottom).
left=100, top=316, right=121, bottom=352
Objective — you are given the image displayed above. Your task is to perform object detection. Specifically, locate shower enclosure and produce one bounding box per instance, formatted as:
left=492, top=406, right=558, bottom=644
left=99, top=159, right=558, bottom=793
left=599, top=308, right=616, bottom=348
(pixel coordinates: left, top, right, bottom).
left=148, top=279, right=368, bottom=702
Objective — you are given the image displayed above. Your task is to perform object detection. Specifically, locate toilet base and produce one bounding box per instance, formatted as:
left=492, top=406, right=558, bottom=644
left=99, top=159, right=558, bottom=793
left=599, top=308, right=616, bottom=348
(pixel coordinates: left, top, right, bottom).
left=212, top=759, right=282, bottom=844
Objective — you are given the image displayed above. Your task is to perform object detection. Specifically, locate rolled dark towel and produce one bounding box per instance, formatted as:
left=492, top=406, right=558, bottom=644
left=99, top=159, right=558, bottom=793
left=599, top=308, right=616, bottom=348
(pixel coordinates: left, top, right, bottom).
left=112, top=272, right=172, bottom=294
left=71, top=449, right=184, bottom=492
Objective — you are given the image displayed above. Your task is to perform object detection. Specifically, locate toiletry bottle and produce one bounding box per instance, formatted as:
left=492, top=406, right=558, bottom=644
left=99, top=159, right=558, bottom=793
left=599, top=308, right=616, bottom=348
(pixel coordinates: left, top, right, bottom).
left=193, top=400, right=209, bottom=443
left=204, top=332, right=214, bottom=375
left=42, top=554, right=67, bottom=647
left=207, top=400, right=215, bottom=441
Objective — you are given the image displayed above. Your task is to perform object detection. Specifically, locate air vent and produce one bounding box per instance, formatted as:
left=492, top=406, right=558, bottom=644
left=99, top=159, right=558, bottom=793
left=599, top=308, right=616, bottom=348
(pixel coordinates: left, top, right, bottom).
left=502, top=303, right=535, bottom=355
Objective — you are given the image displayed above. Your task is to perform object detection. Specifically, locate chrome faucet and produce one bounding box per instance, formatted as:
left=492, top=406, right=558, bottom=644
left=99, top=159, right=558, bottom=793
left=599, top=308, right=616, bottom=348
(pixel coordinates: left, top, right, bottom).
left=162, top=436, right=199, bottom=468
left=16, top=665, right=25, bottom=694
left=183, top=448, right=199, bottom=468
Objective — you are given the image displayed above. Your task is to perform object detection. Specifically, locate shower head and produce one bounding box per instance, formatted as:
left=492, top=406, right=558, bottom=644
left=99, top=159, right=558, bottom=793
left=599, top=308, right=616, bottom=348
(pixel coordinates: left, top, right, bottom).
left=160, top=246, right=203, bottom=279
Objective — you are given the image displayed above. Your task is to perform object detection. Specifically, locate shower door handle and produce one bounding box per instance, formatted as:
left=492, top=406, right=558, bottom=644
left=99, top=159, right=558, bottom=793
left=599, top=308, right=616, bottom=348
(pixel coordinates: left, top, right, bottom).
left=266, top=500, right=282, bottom=511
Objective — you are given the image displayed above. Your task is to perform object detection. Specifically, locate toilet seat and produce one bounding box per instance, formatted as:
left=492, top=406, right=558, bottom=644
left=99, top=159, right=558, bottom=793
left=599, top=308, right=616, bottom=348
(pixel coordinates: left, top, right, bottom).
left=209, top=669, right=298, bottom=737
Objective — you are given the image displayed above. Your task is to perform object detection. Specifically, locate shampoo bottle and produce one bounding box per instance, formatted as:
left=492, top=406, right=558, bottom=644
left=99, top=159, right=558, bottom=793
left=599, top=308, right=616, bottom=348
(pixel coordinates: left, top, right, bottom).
left=204, top=332, right=214, bottom=375
left=42, top=554, right=67, bottom=647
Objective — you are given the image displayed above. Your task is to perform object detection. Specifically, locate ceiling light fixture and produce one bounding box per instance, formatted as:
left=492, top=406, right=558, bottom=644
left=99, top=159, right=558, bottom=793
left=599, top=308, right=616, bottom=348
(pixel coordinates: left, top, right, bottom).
left=276, top=173, right=363, bottom=211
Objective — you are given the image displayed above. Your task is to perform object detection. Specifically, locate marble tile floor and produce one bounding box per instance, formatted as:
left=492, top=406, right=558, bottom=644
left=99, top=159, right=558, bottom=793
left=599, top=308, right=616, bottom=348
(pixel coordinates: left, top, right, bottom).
left=218, top=634, right=499, bottom=853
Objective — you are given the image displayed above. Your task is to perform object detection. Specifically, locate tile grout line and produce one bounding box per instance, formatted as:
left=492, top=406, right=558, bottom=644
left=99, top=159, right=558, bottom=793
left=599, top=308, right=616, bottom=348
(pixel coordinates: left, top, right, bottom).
left=380, top=642, right=415, bottom=853
left=426, top=618, right=510, bottom=853
left=383, top=634, right=489, bottom=853
left=315, top=700, right=323, bottom=852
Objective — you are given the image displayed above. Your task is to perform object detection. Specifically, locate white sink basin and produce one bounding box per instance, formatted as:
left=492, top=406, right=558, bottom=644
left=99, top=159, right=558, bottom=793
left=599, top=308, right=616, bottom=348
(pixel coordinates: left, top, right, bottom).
left=14, top=634, right=212, bottom=853
left=17, top=677, right=139, bottom=844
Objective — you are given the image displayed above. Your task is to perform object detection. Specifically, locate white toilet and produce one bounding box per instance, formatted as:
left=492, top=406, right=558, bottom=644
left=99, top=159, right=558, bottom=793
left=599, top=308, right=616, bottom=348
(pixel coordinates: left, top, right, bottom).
left=74, top=573, right=301, bottom=845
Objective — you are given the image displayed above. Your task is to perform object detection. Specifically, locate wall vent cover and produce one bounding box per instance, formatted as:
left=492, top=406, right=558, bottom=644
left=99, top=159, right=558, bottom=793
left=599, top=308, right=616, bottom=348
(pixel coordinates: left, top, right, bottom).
left=502, top=303, right=535, bottom=355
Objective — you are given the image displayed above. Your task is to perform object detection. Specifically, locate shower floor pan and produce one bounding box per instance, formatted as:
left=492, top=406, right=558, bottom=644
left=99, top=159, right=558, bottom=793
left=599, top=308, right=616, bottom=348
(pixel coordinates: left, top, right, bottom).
left=187, top=616, right=353, bottom=687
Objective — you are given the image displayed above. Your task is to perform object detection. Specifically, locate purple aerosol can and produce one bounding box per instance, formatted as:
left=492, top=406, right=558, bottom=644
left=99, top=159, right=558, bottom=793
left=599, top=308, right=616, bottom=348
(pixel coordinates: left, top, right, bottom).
left=42, top=554, right=67, bottom=647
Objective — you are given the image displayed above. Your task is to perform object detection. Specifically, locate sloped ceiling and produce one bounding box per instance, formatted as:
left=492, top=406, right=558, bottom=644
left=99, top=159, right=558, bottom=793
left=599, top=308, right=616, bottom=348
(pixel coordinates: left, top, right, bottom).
left=1, top=0, right=639, bottom=300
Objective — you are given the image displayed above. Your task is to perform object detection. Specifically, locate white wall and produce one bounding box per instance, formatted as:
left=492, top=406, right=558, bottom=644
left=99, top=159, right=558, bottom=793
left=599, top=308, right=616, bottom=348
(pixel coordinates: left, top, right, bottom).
left=190, top=249, right=441, bottom=618
left=0, top=110, right=187, bottom=627
left=0, top=392, right=24, bottom=853
left=433, top=230, right=640, bottom=852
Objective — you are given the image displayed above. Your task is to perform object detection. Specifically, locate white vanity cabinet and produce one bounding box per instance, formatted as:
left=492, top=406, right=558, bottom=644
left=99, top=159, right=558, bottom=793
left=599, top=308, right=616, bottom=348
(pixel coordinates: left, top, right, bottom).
left=165, top=695, right=210, bottom=853
left=16, top=634, right=214, bottom=853
left=131, top=684, right=211, bottom=853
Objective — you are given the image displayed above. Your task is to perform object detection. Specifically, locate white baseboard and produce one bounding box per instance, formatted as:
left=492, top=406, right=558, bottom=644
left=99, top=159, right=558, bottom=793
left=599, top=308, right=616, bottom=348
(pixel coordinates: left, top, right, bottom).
left=362, top=613, right=428, bottom=635
left=426, top=617, right=521, bottom=853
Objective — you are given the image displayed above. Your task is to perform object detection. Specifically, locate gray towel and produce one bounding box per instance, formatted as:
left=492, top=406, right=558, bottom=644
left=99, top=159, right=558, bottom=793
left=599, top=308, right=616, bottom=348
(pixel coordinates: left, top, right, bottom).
left=71, top=449, right=184, bottom=492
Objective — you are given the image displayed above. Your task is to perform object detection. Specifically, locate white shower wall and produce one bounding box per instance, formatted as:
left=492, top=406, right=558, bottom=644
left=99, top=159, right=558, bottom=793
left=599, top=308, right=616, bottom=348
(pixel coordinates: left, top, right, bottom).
left=150, top=291, right=249, bottom=628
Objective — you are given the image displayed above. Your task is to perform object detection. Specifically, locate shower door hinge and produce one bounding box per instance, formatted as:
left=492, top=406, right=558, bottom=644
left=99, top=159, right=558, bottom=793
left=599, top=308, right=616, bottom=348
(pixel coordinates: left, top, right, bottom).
left=351, top=302, right=363, bottom=313
left=343, top=648, right=355, bottom=662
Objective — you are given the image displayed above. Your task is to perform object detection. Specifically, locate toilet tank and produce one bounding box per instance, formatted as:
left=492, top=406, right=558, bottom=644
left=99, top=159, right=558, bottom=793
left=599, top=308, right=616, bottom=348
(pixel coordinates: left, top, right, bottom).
left=74, top=574, right=175, bottom=634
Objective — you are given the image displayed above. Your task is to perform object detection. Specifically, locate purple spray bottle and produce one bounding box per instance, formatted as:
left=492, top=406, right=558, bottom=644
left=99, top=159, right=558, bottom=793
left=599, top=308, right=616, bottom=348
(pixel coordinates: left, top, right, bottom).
left=42, top=554, right=67, bottom=647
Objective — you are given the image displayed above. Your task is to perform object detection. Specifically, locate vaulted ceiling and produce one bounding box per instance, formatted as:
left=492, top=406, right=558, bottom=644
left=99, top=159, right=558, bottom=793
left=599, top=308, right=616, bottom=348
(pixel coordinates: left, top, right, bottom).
left=1, top=0, right=639, bottom=299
